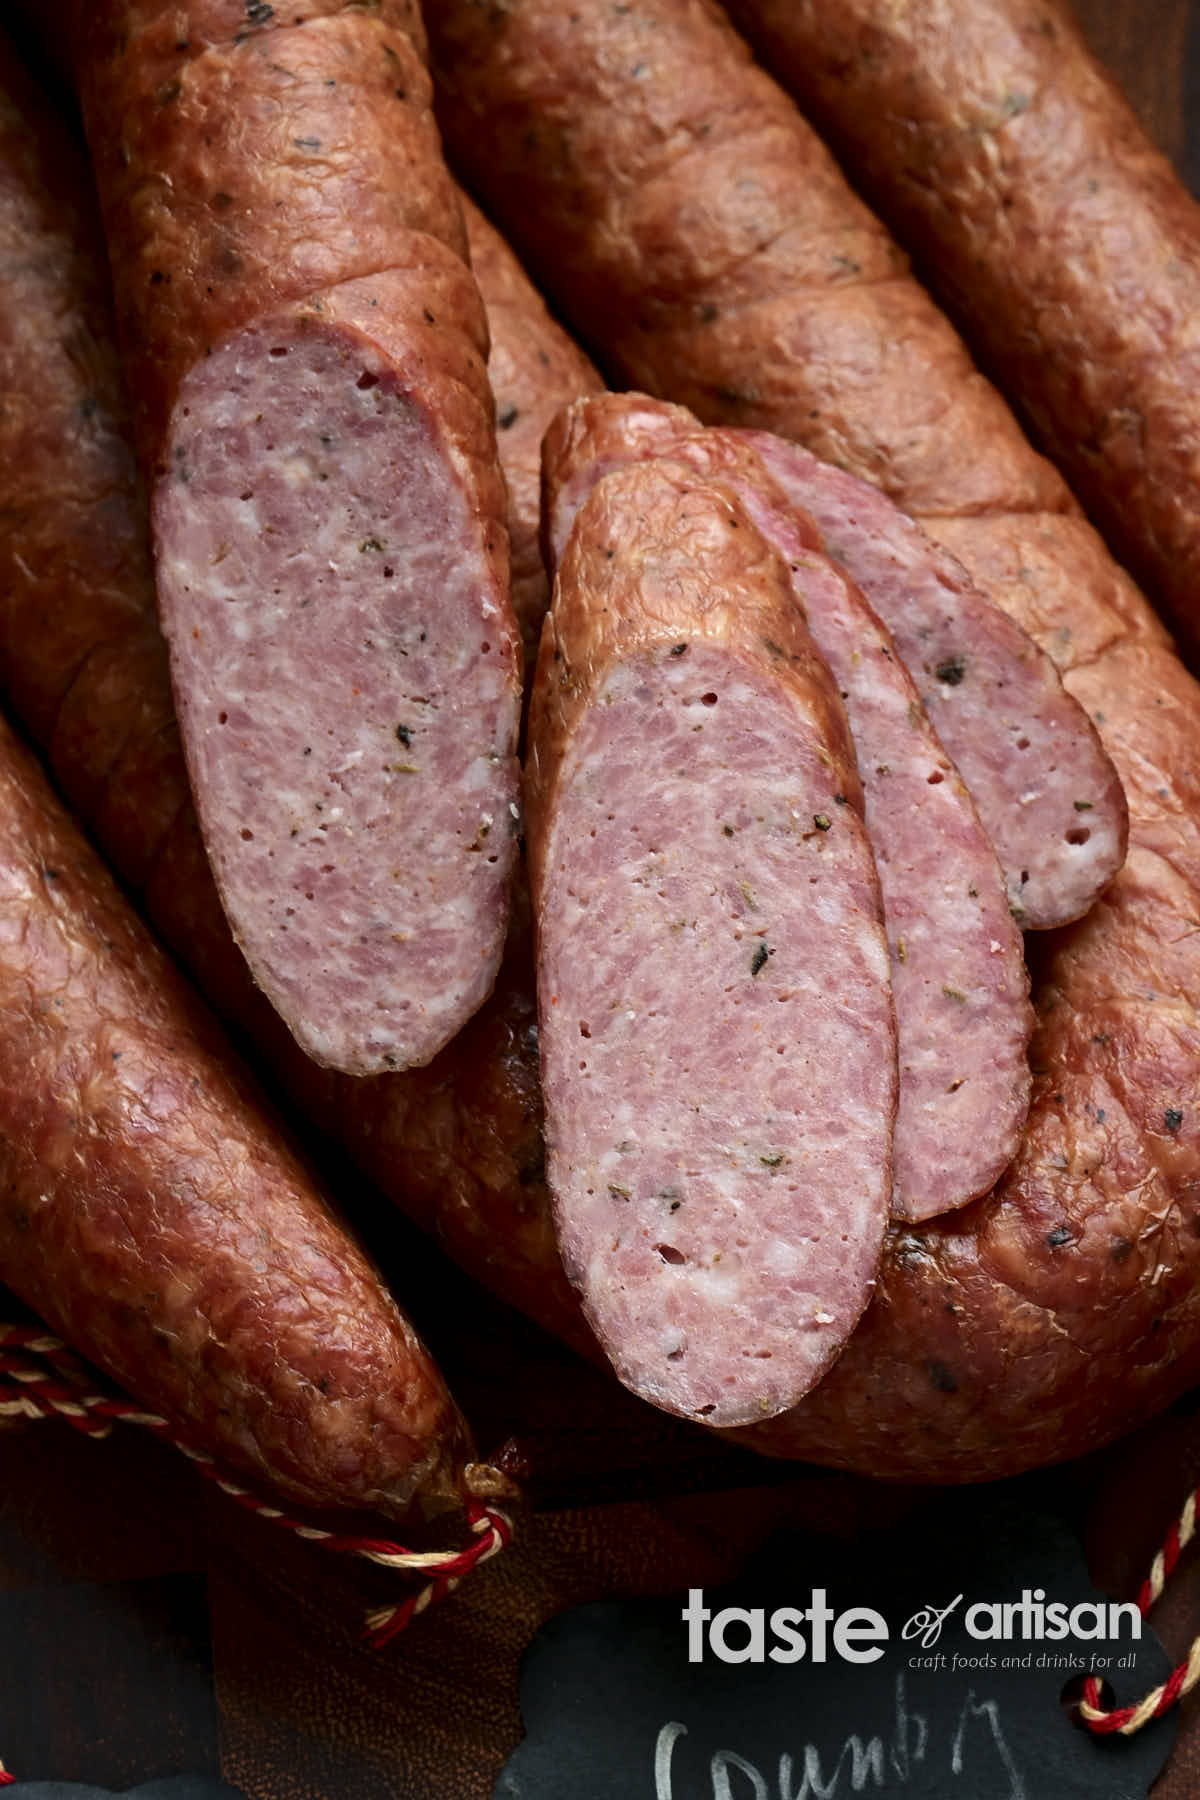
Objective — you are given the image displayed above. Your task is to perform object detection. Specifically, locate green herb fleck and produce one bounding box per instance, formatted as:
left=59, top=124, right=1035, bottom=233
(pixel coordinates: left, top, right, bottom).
left=359, top=536, right=384, bottom=553
left=750, top=943, right=770, bottom=977
left=1166, top=1108, right=1184, bottom=1133
left=395, top=724, right=412, bottom=746
left=942, top=984, right=968, bottom=1004
left=1074, top=799, right=1093, bottom=812
left=607, top=1183, right=631, bottom=1199
left=759, top=1151, right=787, bottom=1168
left=813, top=813, right=832, bottom=831
left=936, top=655, right=967, bottom=686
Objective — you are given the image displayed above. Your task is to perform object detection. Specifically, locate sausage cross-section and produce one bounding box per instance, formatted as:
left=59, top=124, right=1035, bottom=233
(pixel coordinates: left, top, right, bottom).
left=542, top=393, right=1033, bottom=1221
left=739, top=432, right=1128, bottom=930
left=527, top=458, right=896, bottom=1422
left=67, top=1, right=522, bottom=1076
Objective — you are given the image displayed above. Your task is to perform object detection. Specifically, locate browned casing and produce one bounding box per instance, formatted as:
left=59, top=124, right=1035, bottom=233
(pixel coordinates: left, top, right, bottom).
left=424, top=0, right=1158, bottom=691
left=462, top=194, right=604, bottom=672
left=724, top=0, right=1200, bottom=661
left=0, top=40, right=590, bottom=1352
left=66, top=2, right=466, bottom=470
left=21, top=9, right=1200, bottom=1478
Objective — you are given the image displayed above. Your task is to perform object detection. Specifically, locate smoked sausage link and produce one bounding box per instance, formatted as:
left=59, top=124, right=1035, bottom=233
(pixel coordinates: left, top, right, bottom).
left=66, top=1, right=523, bottom=1077
left=0, top=707, right=471, bottom=1524
left=722, top=0, right=1200, bottom=664
left=424, top=0, right=1142, bottom=934
left=528, top=458, right=895, bottom=1422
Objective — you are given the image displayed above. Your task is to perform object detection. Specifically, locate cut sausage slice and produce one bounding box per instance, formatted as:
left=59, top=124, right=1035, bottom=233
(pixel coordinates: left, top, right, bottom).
left=527, top=459, right=895, bottom=1423
left=739, top=432, right=1128, bottom=930
left=543, top=393, right=1032, bottom=1219
left=156, top=277, right=519, bottom=1075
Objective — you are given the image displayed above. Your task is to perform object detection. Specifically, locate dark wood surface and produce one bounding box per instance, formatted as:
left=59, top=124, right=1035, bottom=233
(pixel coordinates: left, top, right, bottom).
left=4, top=3, right=1200, bottom=1795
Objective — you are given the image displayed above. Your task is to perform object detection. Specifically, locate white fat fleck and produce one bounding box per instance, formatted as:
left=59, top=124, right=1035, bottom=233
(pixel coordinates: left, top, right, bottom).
left=814, top=892, right=847, bottom=926
left=1018, top=789, right=1042, bottom=806
left=990, top=939, right=1004, bottom=953
left=327, top=807, right=344, bottom=822
left=762, top=1238, right=806, bottom=1277
left=481, top=812, right=494, bottom=829
left=861, top=928, right=891, bottom=983
left=689, top=1259, right=743, bottom=1304
left=509, top=802, right=521, bottom=820
left=282, top=455, right=317, bottom=487
left=626, top=1010, right=637, bottom=1021
left=813, top=1310, right=835, bottom=1327
left=331, top=750, right=364, bottom=774
left=464, top=753, right=501, bottom=793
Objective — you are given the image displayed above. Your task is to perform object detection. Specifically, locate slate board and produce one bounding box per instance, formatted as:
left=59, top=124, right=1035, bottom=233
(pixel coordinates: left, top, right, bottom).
left=498, top=1498, right=1177, bottom=1799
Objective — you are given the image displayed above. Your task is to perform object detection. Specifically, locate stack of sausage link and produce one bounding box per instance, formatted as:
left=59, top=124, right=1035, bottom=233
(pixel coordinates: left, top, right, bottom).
left=419, top=0, right=1200, bottom=1480
left=0, top=30, right=480, bottom=1528
left=0, top=4, right=601, bottom=1524
left=3, top=0, right=1200, bottom=1512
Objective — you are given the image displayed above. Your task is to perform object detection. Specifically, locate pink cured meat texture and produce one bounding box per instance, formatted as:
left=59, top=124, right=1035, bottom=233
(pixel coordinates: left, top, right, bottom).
left=740, top=432, right=1128, bottom=931
left=541, top=396, right=1032, bottom=1220
left=528, top=458, right=896, bottom=1423
left=156, top=293, right=519, bottom=1073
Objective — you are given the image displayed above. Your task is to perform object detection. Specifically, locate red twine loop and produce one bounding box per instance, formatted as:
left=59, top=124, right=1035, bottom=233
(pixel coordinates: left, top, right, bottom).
left=0, top=1323, right=513, bottom=1638
left=0, top=1322, right=516, bottom=1787
left=1081, top=1487, right=1200, bottom=1734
